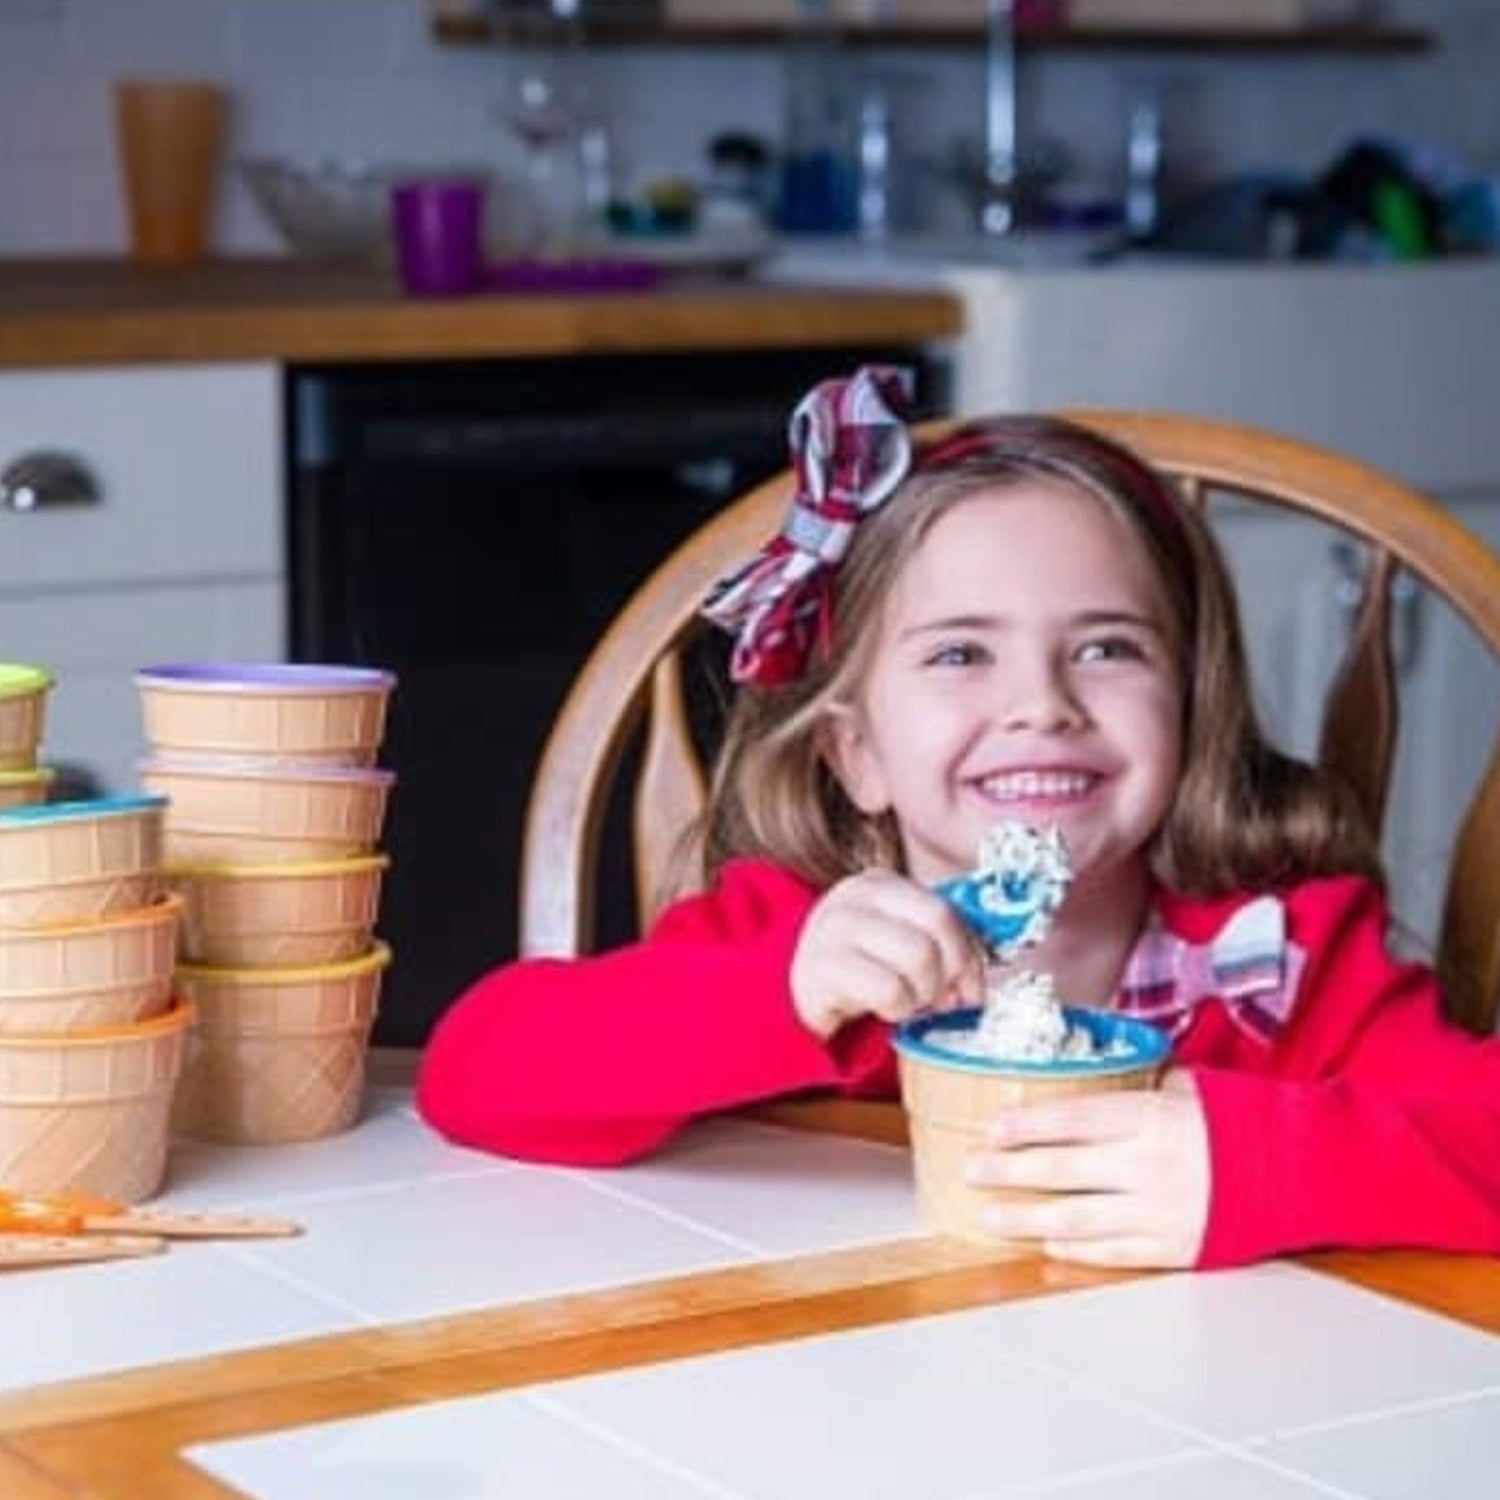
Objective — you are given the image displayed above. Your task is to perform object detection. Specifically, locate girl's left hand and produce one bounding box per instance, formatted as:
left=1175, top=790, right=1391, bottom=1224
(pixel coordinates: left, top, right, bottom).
left=963, top=1069, right=1210, bottom=1269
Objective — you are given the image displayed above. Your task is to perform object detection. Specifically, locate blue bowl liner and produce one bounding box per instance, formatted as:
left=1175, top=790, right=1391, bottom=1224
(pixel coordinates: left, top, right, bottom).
left=892, top=1004, right=1170, bottom=1078
left=0, top=792, right=167, bottom=825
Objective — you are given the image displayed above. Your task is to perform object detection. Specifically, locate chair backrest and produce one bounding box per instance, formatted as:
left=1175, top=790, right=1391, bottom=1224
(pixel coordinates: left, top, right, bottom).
left=519, top=411, right=1500, bottom=1035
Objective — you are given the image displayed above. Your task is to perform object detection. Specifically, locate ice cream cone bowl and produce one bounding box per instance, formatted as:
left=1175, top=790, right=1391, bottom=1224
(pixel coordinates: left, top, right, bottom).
left=136, top=662, right=396, bottom=767
left=0, top=765, right=56, bottom=812
left=892, top=1007, right=1169, bottom=1246
left=0, top=894, right=181, bottom=1033
left=172, top=943, right=390, bottom=1145
left=0, top=662, right=52, bottom=771
left=0, top=794, right=165, bottom=929
left=166, top=853, right=387, bottom=967
left=139, top=756, right=394, bottom=864
left=0, top=996, right=192, bottom=1202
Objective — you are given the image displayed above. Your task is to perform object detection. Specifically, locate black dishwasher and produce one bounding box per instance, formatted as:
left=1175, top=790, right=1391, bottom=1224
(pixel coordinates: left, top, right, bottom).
left=287, top=348, right=950, bottom=1046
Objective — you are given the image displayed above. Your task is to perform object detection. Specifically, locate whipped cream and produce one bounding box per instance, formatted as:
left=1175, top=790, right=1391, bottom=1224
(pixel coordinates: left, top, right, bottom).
left=947, top=967, right=1101, bottom=1063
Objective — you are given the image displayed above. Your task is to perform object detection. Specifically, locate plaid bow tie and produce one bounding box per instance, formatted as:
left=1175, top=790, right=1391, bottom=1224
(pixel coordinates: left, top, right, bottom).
left=1116, top=896, right=1306, bottom=1045
left=702, top=364, right=914, bottom=686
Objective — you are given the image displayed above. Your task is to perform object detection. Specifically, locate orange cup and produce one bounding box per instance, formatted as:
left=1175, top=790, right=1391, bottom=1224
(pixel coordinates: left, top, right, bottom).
left=113, top=78, right=228, bottom=266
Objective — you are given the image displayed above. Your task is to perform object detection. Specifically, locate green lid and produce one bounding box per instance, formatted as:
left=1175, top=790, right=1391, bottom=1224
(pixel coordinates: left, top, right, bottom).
left=0, top=664, right=52, bottom=699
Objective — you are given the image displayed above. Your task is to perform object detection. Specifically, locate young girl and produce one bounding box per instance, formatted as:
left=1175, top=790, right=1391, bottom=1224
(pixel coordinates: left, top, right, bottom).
left=417, top=365, right=1500, bottom=1271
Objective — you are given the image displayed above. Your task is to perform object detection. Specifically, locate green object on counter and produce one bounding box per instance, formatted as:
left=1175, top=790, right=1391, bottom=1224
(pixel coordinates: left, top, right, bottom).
left=1373, top=179, right=1429, bottom=260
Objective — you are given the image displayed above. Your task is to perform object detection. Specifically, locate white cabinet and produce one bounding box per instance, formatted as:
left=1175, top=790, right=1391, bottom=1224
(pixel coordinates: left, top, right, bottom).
left=0, top=364, right=285, bottom=795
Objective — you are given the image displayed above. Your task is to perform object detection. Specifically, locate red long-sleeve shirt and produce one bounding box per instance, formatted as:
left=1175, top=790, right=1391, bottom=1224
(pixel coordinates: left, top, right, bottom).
left=415, top=859, right=1500, bottom=1268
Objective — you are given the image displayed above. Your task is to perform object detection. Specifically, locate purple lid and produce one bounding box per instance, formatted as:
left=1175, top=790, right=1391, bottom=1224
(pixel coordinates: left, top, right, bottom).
left=136, top=662, right=396, bottom=694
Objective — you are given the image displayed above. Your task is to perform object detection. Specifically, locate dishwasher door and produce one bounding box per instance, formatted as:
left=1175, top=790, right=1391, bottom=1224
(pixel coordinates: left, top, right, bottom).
left=288, top=348, right=950, bottom=1046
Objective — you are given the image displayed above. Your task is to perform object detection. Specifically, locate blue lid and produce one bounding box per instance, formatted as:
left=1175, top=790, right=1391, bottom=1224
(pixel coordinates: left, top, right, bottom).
left=892, top=1005, right=1169, bottom=1078
left=0, top=792, right=167, bottom=826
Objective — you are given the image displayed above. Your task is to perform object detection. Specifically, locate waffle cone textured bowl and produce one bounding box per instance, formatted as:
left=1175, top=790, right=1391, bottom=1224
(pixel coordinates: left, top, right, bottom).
left=0, top=894, right=180, bottom=1033
left=172, top=942, right=390, bottom=1144
left=893, top=1007, right=1169, bottom=1245
left=0, top=765, right=56, bottom=812
left=0, top=795, right=165, bottom=929
left=0, top=662, right=51, bottom=771
left=136, top=662, right=395, bottom=766
left=166, top=853, right=387, bottom=967
left=139, top=756, right=394, bottom=865
left=0, top=997, right=192, bottom=1201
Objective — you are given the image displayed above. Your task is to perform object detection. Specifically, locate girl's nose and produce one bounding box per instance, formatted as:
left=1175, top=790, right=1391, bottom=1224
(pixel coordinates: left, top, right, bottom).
left=1000, top=651, right=1085, bottom=732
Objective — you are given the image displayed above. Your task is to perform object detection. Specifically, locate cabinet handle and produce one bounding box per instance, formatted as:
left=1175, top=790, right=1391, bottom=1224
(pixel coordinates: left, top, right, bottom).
left=0, top=451, right=101, bottom=511
left=1332, top=538, right=1422, bottom=675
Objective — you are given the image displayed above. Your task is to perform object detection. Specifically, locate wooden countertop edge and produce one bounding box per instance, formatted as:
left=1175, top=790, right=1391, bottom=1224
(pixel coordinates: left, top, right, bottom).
left=0, top=285, right=964, bottom=369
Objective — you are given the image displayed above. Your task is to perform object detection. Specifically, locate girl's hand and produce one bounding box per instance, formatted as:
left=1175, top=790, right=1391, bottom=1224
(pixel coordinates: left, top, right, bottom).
left=963, top=1068, right=1210, bottom=1268
left=791, top=869, right=984, bottom=1040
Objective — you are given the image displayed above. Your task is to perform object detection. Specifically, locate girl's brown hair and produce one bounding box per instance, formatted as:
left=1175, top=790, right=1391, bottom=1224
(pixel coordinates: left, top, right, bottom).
left=694, top=415, right=1381, bottom=895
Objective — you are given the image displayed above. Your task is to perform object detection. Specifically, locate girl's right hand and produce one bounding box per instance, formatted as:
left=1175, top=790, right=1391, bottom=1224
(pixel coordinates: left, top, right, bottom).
left=790, top=869, right=985, bottom=1040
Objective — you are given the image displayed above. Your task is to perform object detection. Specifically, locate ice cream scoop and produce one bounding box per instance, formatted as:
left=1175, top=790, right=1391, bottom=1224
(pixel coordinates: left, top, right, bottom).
left=934, top=822, right=1071, bottom=960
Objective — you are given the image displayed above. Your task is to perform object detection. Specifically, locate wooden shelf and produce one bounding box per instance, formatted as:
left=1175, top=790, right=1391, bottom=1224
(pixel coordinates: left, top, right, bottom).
left=432, top=16, right=1433, bottom=54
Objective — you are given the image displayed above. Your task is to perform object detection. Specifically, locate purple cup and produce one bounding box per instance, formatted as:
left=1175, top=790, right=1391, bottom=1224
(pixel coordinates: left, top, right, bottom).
left=390, top=177, right=485, bottom=297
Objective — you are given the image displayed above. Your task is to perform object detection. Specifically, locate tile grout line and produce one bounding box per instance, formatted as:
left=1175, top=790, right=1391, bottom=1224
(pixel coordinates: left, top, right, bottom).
left=556, top=1169, right=782, bottom=1258
left=524, top=1388, right=754, bottom=1500
left=1261, top=1378, right=1500, bottom=1444
left=216, top=1240, right=387, bottom=1327
left=954, top=1326, right=1376, bottom=1500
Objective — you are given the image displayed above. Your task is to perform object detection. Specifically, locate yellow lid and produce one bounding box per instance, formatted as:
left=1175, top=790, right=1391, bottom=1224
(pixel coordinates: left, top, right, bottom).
left=0, top=664, right=52, bottom=699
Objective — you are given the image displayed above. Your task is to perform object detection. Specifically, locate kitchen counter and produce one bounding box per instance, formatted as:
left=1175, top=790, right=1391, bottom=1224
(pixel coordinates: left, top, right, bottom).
left=0, top=258, right=963, bottom=369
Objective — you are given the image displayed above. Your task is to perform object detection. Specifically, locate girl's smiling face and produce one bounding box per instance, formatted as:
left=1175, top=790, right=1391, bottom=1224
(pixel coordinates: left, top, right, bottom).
left=824, top=479, right=1184, bottom=898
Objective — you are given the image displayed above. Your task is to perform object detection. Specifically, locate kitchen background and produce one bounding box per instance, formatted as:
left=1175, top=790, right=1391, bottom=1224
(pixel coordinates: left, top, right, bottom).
left=6, top=0, right=1500, bottom=1047
left=0, top=0, right=1498, bottom=257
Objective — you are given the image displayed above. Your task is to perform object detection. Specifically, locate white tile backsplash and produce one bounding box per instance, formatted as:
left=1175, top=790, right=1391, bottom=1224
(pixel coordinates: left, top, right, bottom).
left=0, top=0, right=1496, bottom=255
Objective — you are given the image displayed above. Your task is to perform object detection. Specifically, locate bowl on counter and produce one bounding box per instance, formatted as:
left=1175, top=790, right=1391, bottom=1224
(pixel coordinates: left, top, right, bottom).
left=0, top=996, right=192, bottom=1202
left=0, top=894, right=180, bottom=1033
left=136, top=661, right=396, bottom=767
left=166, top=853, right=387, bottom=968
left=240, top=156, right=395, bottom=262
left=0, top=795, right=165, bottom=930
left=173, top=943, right=390, bottom=1144
left=139, top=755, right=394, bottom=865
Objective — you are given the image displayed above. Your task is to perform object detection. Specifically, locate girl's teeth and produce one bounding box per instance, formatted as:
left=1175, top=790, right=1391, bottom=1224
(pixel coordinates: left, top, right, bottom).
left=982, top=772, right=1093, bottom=800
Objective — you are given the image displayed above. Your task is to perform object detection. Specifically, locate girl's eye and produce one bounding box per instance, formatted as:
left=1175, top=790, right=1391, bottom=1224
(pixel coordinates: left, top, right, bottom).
left=924, top=639, right=988, bottom=668
left=1075, top=635, right=1149, bottom=664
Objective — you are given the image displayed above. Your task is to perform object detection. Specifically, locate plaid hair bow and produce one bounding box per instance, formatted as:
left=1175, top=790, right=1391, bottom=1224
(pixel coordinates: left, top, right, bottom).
left=1116, top=896, right=1306, bottom=1045
left=702, top=364, right=915, bottom=685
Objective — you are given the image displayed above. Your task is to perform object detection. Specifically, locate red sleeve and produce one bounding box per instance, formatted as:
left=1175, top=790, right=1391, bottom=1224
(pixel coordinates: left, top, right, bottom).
left=414, top=859, right=895, bottom=1166
left=1189, top=875, right=1500, bottom=1268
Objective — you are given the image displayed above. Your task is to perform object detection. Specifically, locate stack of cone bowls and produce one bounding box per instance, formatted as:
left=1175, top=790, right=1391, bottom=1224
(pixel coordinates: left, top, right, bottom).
left=891, top=1006, right=1169, bottom=1245
left=0, top=763, right=187, bottom=1203
left=136, top=663, right=395, bottom=1145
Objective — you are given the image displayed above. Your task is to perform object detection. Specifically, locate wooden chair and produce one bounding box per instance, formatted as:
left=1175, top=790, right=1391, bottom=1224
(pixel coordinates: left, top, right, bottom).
left=519, top=412, right=1500, bottom=1056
